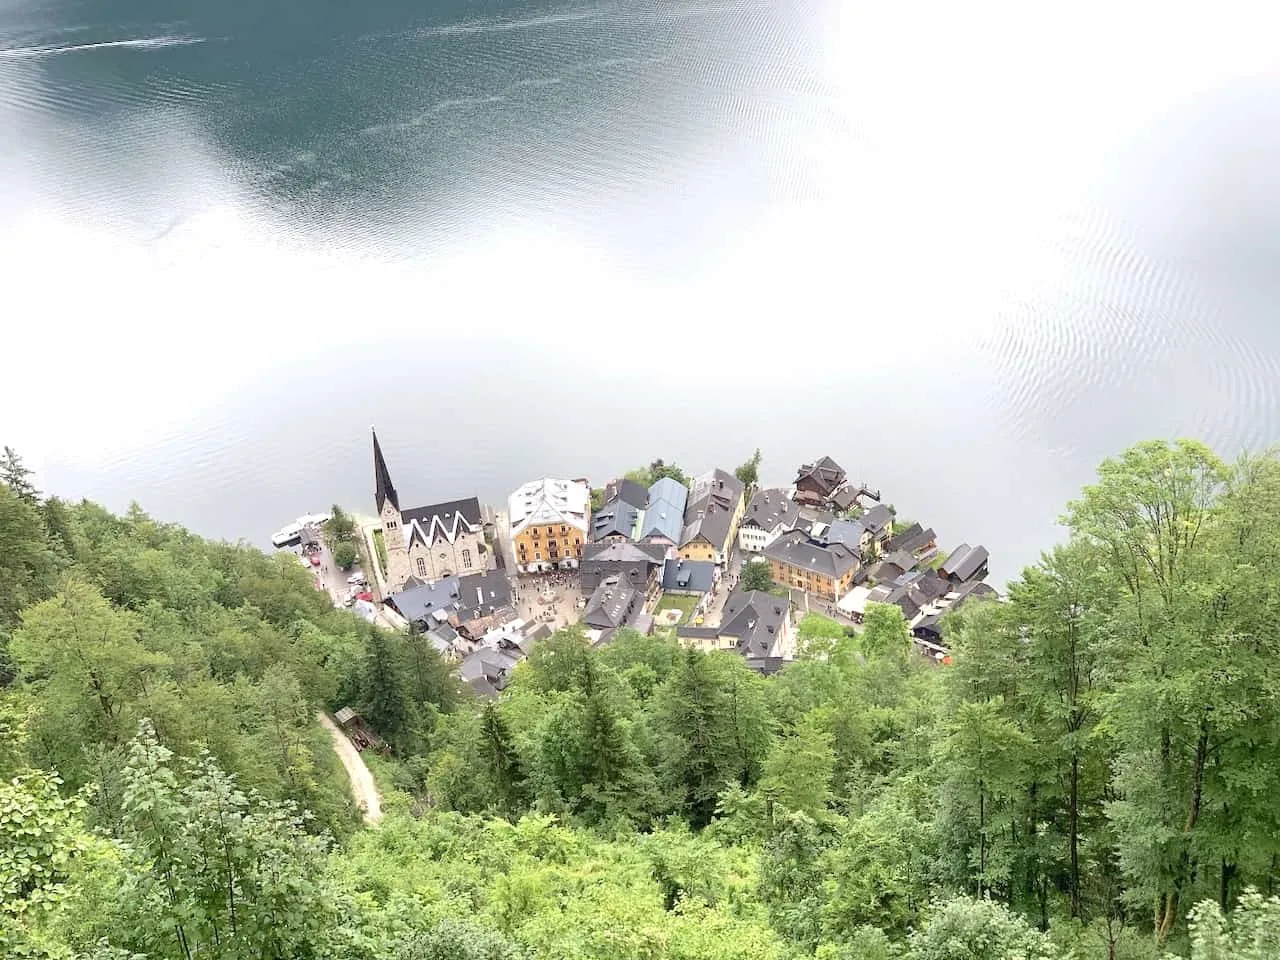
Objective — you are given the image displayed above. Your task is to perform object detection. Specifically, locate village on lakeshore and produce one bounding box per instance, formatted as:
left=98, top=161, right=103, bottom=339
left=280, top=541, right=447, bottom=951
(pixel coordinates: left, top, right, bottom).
left=273, top=430, right=996, bottom=699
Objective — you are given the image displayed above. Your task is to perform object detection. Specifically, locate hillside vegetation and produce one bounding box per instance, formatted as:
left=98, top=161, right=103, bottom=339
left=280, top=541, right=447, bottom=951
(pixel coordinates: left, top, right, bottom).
left=3, top=440, right=1280, bottom=959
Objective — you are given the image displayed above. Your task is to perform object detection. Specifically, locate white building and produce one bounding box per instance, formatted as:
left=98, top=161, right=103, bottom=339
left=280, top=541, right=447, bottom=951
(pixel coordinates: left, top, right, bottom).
left=738, top=487, right=802, bottom=553
left=509, top=477, right=591, bottom=573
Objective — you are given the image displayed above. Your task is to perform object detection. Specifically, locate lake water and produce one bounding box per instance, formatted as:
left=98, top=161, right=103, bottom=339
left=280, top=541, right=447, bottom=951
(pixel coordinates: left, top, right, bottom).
left=2, top=0, right=1278, bottom=584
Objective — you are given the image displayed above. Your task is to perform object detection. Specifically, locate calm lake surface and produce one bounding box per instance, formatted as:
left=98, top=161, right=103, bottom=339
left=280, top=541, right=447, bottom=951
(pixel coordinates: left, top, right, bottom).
left=2, top=0, right=1278, bottom=583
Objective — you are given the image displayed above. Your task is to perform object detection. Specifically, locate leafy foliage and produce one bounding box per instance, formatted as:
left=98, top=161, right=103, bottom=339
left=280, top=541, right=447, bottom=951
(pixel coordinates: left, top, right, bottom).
left=3, top=440, right=1280, bottom=959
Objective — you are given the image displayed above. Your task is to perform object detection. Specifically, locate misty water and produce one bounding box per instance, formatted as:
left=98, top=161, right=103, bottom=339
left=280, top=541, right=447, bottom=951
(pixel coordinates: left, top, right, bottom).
left=2, top=0, right=1278, bottom=583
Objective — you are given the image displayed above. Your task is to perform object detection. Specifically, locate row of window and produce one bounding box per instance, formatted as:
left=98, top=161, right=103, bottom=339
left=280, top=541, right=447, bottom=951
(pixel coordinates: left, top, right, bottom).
left=414, top=548, right=472, bottom=578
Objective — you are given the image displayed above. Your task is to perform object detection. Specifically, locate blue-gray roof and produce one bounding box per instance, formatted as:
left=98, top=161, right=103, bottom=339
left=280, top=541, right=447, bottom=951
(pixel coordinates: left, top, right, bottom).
left=591, top=500, right=640, bottom=541
left=643, top=477, right=688, bottom=542
left=389, top=576, right=461, bottom=623
left=661, top=557, right=717, bottom=594
left=824, top=518, right=868, bottom=549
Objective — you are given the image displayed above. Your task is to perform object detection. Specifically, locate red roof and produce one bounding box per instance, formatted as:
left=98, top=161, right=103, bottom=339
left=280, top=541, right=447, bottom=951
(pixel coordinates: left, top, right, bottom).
left=356, top=591, right=373, bottom=602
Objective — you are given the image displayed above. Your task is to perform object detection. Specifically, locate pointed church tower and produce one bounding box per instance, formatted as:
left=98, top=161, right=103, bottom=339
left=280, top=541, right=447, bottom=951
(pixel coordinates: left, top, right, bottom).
left=373, top=427, right=406, bottom=562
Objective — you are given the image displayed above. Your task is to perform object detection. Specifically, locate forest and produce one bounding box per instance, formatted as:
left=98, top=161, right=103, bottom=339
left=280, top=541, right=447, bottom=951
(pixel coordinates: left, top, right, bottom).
left=2, top=439, right=1280, bottom=959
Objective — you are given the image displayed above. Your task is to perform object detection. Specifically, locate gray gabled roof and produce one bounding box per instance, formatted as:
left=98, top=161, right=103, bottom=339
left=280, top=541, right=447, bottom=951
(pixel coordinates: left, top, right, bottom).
left=590, top=500, right=640, bottom=541
left=763, top=529, right=860, bottom=579
left=661, top=557, right=717, bottom=593
left=389, top=570, right=510, bottom=624
left=643, top=477, right=688, bottom=542
left=718, top=589, right=789, bottom=658
left=794, top=456, right=846, bottom=495
left=823, top=517, right=869, bottom=549
left=886, top=523, right=937, bottom=555
left=388, top=576, right=462, bottom=623
left=742, top=488, right=800, bottom=533
left=939, top=543, right=989, bottom=582
left=583, top=578, right=639, bottom=630
left=860, top=503, right=893, bottom=535
left=605, top=478, right=649, bottom=510
left=453, top=570, right=513, bottom=621
left=681, top=468, right=744, bottom=551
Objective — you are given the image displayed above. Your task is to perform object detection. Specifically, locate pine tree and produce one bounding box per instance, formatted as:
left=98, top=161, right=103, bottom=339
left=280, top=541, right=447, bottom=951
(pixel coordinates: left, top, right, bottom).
left=480, top=702, right=526, bottom=818
left=0, top=446, right=38, bottom=504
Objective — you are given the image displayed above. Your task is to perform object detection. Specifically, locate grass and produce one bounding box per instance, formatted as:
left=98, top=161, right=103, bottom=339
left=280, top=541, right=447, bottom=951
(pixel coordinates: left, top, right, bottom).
left=373, top=529, right=388, bottom=571
left=654, top=593, right=699, bottom=623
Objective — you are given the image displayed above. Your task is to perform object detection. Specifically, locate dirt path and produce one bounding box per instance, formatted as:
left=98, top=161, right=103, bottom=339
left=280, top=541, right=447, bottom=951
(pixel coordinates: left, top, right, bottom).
left=317, top=711, right=383, bottom=825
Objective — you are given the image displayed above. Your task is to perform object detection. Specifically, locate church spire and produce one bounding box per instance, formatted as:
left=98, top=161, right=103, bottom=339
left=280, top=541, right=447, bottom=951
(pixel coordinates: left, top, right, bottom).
left=372, top=426, right=399, bottom=513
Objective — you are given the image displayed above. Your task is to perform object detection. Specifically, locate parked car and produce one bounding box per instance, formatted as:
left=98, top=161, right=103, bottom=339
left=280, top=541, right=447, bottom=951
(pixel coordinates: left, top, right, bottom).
left=346, top=573, right=366, bottom=585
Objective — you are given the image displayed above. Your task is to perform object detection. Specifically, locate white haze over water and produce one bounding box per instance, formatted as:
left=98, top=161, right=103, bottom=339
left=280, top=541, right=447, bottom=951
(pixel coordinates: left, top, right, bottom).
left=2, top=0, right=1279, bottom=581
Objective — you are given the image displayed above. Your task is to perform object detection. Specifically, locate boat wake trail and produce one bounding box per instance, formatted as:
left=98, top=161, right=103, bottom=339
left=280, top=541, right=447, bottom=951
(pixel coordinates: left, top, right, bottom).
left=0, top=36, right=206, bottom=60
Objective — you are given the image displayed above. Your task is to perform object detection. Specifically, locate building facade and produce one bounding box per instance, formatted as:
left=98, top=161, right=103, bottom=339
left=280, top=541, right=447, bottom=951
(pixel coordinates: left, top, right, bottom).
left=678, top=468, right=745, bottom=564
left=764, top=528, right=861, bottom=601
left=509, top=477, right=591, bottom=573
left=738, top=487, right=801, bottom=553
left=374, top=429, right=486, bottom=592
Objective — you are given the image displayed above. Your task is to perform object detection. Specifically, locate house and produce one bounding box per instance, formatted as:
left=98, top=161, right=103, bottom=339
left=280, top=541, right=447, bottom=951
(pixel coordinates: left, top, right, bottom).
left=373, top=429, right=488, bottom=591
left=678, top=588, right=795, bottom=663
left=828, top=485, right=859, bottom=513
left=579, top=541, right=669, bottom=593
left=459, top=647, right=522, bottom=699
left=793, top=456, right=847, bottom=505
left=866, top=548, right=919, bottom=583
left=795, top=507, right=836, bottom=539
left=823, top=517, right=874, bottom=556
left=911, top=581, right=999, bottom=649
left=590, top=499, right=642, bottom=543
left=582, top=576, right=644, bottom=644
left=604, top=478, right=649, bottom=510
left=680, top=468, right=746, bottom=564
left=661, top=557, right=718, bottom=598
left=865, top=581, right=921, bottom=621
left=640, top=476, right=688, bottom=546
left=509, top=477, right=591, bottom=572
left=738, top=488, right=801, bottom=554
left=764, top=528, right=861, bottom=601
left=387, top=569, right=513, bottom=634
left=905, top=569, right=951, bottom=609
left=938, top=543, right=990, bottom=584
left=884, top=523, right=938, bottom=558
left=859, top=504, right=894, bottom=547
left=420, top=620, right=461, bottom=657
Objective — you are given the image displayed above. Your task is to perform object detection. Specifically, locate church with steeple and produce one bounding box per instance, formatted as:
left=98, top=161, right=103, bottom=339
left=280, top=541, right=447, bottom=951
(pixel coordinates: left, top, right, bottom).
left=373, top=428, right=486, bottom=591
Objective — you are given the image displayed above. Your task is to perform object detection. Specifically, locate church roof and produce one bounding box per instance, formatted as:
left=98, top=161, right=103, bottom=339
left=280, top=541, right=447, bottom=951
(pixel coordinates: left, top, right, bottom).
left=403, top=498, right=482, bottom=547
left=373, top=427, right=399, bottom=513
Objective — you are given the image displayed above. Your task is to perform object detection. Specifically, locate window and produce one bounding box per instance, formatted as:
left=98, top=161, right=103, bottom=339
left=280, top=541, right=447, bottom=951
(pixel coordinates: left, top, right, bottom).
left=462, top=548, right=472, bottom=569
left=416, top=557, right=426, bottom=577
left=535, top=552, right=541, bottom=560
left=560, top=525, right=567, bottom=533
left=386, top=520, right=397, bottom=530
left=548, top=539, right=557, bottom=549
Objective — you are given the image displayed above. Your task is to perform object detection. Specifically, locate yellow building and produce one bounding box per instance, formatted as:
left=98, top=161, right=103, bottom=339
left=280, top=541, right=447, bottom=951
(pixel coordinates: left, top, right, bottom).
left=509, top=478, right=590, bottom=573
left=678, top=468, right=746, bottom=564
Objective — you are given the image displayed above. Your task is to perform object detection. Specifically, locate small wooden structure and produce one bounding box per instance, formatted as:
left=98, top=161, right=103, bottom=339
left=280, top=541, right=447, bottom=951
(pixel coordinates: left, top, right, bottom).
left=333, top=706, right=382, bottom=752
